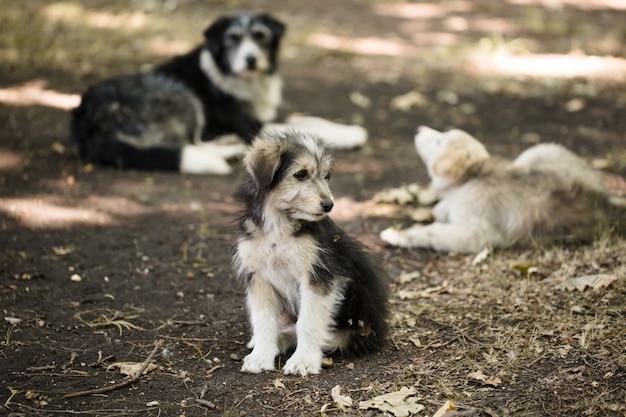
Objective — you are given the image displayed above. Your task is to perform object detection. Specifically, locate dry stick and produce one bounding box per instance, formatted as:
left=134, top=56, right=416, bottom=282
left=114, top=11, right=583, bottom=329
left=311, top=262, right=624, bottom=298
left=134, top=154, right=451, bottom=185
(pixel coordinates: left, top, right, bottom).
left=63, top=339, right=163, bottom=399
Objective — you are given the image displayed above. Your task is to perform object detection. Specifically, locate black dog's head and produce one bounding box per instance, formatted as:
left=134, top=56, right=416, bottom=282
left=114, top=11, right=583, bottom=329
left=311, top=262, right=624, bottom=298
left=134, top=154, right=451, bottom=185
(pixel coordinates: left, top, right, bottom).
left=203, top=13, right=285, bottom=76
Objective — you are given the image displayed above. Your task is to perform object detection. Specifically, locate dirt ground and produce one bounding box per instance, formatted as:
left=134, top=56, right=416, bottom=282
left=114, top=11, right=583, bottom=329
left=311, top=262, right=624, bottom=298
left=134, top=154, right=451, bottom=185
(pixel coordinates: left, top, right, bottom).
left=1, top=1, right=626, bottom=416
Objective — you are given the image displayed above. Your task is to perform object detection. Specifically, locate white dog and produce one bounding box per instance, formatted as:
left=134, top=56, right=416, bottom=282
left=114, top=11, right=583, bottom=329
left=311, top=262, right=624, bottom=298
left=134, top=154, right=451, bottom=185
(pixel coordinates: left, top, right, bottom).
left=380, top=126, right=615, bottom=253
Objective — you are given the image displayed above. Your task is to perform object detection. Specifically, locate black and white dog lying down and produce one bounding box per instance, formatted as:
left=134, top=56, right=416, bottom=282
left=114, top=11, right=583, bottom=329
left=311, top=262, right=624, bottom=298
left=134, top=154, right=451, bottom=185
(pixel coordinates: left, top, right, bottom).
left=70, top=13, right=367, bottom=175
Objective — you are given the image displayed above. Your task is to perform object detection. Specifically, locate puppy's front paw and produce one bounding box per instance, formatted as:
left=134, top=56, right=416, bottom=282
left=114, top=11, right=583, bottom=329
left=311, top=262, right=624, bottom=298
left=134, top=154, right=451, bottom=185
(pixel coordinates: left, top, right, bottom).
left=380, top=227, right=403, bottom=246
left=241, top=352, right=276, bottom=373
left=282, top=351, right=322, bottom=376
left=380, top=225, right=424, bottom=248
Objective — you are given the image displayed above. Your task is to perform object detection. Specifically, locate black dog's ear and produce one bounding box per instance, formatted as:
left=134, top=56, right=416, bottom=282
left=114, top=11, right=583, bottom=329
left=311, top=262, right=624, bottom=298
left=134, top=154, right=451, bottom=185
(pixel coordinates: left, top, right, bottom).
left=203, top=16, right=232, bottom=55
left=244, top=140, right=285, bottom=190
left=258, top=14, right=286, bottom=41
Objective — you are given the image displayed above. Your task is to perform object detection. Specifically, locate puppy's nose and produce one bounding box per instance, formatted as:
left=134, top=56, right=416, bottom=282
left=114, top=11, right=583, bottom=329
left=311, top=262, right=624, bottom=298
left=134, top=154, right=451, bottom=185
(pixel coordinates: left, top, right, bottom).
left=246, top=55, right=257, bottom=70
left=321, top=201, right=334, bottom=213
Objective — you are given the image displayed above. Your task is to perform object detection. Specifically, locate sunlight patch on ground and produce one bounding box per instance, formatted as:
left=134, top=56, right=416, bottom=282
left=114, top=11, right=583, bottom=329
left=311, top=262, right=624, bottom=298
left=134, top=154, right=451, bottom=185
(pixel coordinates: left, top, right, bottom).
left=0, top=198, right=114, bottom=228
left=0, top=195, right=155, bottom=228
left=306, top=33, right=419, bottom=57
left=0, top=79, right=80, bottom=110
left=0, top=150, right=23, bottom=172
left=506, top=0, right=626, bottom=10
left=148, top=39, right=193, bottom=56
left=372, top=3, right=457, bottom=19
left=467, top=52, right=626, bottom=81
left=331, top=197, right=397, bottom=222
left=39, top=2, right=146, bottom=29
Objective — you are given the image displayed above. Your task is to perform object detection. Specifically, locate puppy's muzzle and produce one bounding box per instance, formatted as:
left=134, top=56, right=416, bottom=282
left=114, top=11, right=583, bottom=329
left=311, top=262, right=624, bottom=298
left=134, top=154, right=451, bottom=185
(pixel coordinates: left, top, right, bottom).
left=321, top=200, right=334, bottom=213
left=246, top=55, right=257, bottom=70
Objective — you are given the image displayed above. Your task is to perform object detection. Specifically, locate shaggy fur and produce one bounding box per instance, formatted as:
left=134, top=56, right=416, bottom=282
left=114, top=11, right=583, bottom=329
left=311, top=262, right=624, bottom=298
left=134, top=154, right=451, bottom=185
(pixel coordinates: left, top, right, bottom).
left=380, top=126, right=619, bottom=253
left=70, top=13, right=285, bottom=174
left=233, top=130, right=388, bottom=376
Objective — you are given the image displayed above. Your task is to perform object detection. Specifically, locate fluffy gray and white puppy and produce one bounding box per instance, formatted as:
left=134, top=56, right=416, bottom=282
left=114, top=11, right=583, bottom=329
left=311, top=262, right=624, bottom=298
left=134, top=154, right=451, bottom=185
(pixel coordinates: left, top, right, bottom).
left=233, top=130, right=389, bottom=376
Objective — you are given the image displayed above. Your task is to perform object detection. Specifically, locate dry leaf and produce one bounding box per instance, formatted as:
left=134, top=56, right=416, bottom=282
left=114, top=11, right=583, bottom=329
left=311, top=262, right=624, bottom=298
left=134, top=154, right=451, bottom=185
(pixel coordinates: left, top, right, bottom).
left=52, top=245, right=75, bottom=255
left=320, top=385, right=353, bottom=415
left=564, top=98, right=585, bottom=112
left=398, top=283, right=448, bottom=300
left=359, top=386, right=425, bottom=417
left=331, top=385, right=353, bottom=409
left=390, top=90, right=428, bottom=112
left=4, top=317, right=21, bottom=325
left=468, top=370, right=502, bottom=386
left=349, top=91, right=371, bottom=108
left=273, top=378, right=286, bottom=389
left=471, top=248, right=490, bottom=266
left=410, top=207, right=434, bottom=222
left=374, top=184, right=420, bottom=205
left=433, top=400, right=456, bottom=417
left=556, top=274, right=617, bottom=292
left=417, top=186, right=439, bottom=206
left=108, top=361, right=157, bottom=376
left=397, top=271, right=421, bottom=284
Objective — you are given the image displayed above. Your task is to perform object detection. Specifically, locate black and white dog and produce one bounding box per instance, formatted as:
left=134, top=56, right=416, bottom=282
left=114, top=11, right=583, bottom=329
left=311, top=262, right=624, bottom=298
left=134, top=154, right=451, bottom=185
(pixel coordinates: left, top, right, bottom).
left=233, top=130, right=388, bottom=376
left=70, top=13, right=285, bottom=174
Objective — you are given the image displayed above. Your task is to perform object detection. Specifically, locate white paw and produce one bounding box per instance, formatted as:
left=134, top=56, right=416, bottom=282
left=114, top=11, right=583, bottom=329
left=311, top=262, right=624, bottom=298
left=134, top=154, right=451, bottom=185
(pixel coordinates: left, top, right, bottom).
left=380, top=227, right=403, bottom=246
left=282, top=351, right=322, bottom=376
left=284, top=115, right=368, bottom=150
left=241, top=351, right=276, bottom=373
left=180, top=143, right=246, bottom=175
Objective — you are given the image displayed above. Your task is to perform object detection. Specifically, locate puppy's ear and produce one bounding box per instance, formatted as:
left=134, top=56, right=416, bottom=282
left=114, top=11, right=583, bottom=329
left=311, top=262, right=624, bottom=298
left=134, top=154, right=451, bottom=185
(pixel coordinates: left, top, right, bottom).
left=244, top=142, right=284, bottom=190
left=432, top=137, right=489, bottom=181
left=258, top=14, right=286, bottom=41
left=203, top=16, right=232, bottom=55
left=432, top=152, right=466, bottom=181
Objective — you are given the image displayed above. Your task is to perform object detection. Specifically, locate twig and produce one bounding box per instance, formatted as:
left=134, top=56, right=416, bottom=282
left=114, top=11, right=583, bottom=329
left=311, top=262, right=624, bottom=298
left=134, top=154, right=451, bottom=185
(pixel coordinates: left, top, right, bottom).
left=421, top=317, right=483, bottom=345
left=63, top=339, right=163, bottom=398
left=157, top=334, right=243, bottom=344
left=207, top=364, right=223, bottom=375
left=195, top=398, right=218, bottom=410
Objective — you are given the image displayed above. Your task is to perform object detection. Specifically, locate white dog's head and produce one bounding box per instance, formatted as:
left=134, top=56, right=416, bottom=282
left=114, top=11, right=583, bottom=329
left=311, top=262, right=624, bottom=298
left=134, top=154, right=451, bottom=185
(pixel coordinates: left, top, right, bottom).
left=415, top=126, right=490, bottom=190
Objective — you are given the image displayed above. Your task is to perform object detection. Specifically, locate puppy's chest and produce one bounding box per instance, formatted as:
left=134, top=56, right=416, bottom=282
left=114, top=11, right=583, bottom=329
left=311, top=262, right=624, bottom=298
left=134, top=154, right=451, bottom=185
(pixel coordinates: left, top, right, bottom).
left=238, top=232, right=319, bottom=284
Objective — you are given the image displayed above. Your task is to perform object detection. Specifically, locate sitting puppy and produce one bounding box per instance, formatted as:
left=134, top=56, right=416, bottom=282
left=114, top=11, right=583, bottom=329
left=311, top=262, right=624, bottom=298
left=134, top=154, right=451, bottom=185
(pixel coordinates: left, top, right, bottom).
left=233, top=130, right=388, bottom=376
left=380, top=126, right=617, bottom=253
left=71, top=13, right=285, bottom=174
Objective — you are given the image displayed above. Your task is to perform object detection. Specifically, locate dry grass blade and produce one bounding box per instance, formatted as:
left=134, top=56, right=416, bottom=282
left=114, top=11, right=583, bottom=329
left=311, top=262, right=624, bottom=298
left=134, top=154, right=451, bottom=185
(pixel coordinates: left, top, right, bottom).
left=74, top=308, right=144, bottom=335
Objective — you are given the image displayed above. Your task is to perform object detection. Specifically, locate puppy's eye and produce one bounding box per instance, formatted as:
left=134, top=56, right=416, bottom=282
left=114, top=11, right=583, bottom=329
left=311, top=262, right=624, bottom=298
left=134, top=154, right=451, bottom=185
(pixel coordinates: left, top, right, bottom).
left=227, top=33, right=242, bottom=43
left=324, top=173, right=331, bottom=181
left=293, top=170, right=308, bottom=181
left=252, top=30, right=268, bottom=42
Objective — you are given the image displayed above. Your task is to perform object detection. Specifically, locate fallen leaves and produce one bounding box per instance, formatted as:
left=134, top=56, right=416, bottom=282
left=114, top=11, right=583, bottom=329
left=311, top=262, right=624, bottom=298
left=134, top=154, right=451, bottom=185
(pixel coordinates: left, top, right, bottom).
left=108, top=361, right=158, bottom=376
left=359, top=386, right=425, bottom=417
left=320, top=385, right=353, bottom=415
left=390, top=90, right=428, bottom=112
left=555, top=274, right=617, bottom=292
left=374, top=183, right=438, bottom=206
left=467, top=370, right=502, bottom=387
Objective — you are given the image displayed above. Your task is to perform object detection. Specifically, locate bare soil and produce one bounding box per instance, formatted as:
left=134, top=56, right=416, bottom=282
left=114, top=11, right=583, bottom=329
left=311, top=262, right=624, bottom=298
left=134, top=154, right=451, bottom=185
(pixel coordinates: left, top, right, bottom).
left=1, top=1, right=625, bottom=416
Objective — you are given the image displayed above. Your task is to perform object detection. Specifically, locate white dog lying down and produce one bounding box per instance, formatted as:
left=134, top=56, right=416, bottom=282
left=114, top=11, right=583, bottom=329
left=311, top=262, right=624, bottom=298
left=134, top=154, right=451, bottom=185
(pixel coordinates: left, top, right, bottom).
left=380, top=126, right=618, bottom=253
